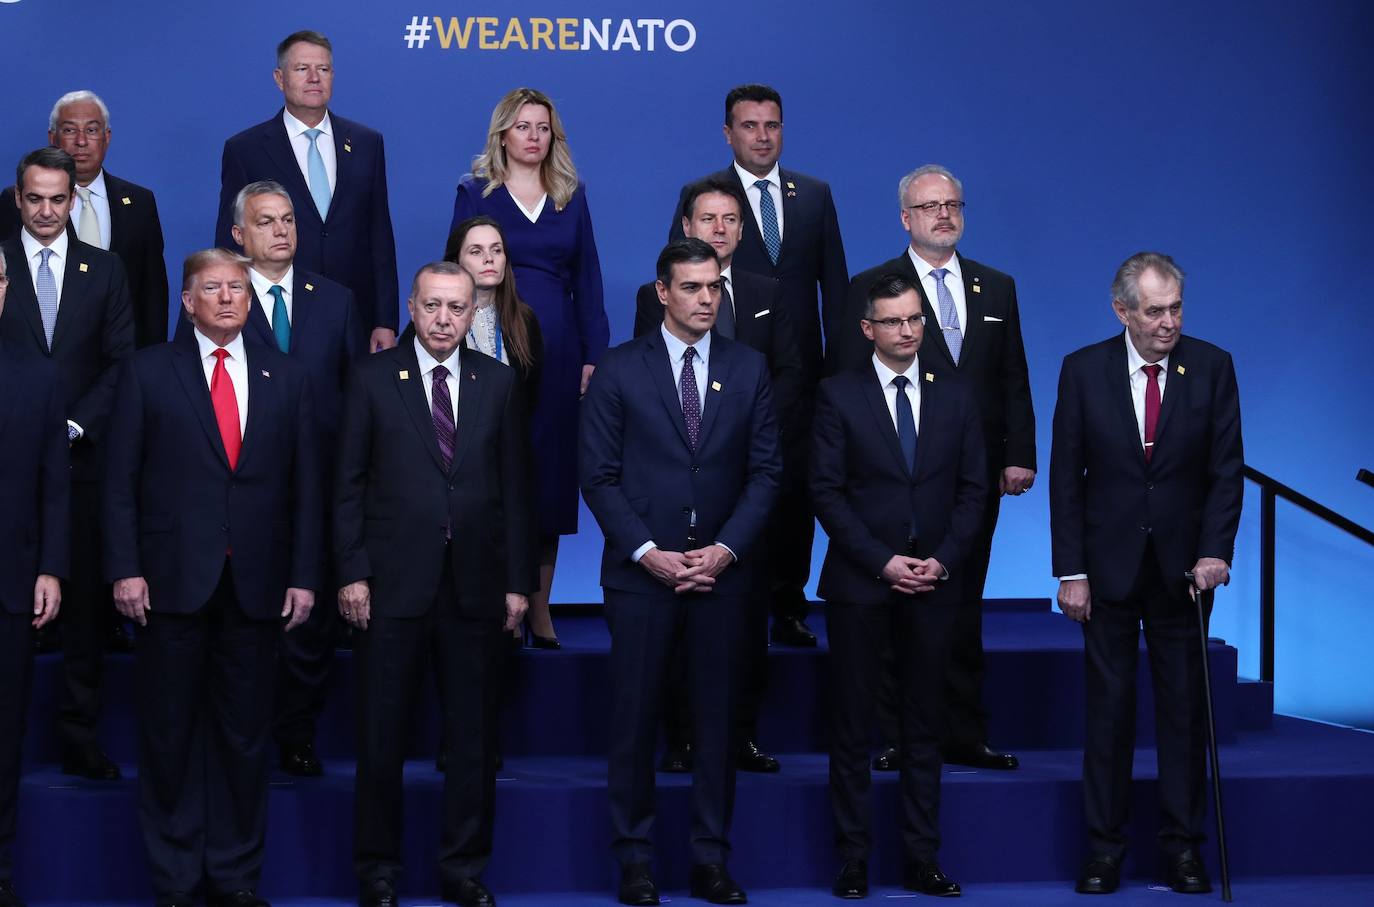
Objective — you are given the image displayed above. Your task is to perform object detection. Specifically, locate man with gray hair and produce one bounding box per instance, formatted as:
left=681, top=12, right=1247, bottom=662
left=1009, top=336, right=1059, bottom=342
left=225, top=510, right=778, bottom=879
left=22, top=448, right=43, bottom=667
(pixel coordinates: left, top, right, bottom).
left=828, top=163, right=1036, bottom=773
left=0, top=90, right=169, bottom=350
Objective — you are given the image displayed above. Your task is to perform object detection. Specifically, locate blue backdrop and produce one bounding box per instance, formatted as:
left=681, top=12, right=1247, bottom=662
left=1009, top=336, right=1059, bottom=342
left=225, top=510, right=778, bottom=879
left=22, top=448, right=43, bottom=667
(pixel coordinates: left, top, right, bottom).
left=3, top=0, right=1371, bottom=726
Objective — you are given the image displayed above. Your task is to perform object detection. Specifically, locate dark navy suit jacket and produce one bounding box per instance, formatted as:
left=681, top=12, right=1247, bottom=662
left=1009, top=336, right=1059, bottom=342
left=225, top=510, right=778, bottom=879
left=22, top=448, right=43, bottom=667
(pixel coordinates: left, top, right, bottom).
left=102, top=330, right=322, bottom=617
left=215, top=110, right=399, bottom=335
left=0, top=338, right=70, bottom=614
left=579, top=329, right=782, bottom=596
left=1049, top=334, right=1244, bottom=601
left=810, top=360, right=987, bottom=605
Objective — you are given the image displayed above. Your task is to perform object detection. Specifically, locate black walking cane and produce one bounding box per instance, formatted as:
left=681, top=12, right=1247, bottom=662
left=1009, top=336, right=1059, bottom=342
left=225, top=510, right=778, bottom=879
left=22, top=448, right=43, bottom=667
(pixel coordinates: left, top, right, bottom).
left=1185, top=571, right=1233, bottom=902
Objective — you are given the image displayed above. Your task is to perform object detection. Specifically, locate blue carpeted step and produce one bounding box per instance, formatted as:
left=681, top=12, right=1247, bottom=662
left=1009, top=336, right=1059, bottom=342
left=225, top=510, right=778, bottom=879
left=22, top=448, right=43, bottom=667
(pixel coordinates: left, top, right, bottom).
left=14, top=717, right=1374, bottom=900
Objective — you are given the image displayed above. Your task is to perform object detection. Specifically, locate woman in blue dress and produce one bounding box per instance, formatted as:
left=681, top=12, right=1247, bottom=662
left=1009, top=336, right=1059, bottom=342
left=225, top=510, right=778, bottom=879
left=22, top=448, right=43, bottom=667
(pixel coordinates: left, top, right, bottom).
left=451, top=87, right=609, bottom=646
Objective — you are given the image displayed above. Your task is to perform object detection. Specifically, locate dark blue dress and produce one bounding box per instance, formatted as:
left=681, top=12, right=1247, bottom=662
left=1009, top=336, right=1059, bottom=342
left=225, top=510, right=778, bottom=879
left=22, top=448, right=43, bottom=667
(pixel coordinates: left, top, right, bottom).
left=451, top=174, right=609, bottom=536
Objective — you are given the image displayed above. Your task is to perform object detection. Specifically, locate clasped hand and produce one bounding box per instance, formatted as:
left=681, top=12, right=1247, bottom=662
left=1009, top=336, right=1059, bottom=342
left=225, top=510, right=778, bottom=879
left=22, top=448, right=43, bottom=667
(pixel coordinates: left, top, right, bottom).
left=641, top=545, right=733, bottom=594
left=882, top=555, right=944, bottom=595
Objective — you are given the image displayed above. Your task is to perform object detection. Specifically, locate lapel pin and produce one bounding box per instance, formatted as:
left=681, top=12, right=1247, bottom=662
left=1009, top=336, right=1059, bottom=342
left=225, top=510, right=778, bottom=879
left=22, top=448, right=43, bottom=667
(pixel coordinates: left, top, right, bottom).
left=1176, top=365, right=1186, bottom=375
left=261, top=369, right=271, bottom=378
left=78, top=262, right=89, bottom=272
left=121, top=196, right=132, bottom=206
left=469, top=372, right=477, bottom=381
left=344, top=141, right=353, bottom=153
left=924, top=372, right=935, bottom=383
left=711, top=380, right=722, bottom=392
left=786, top=181, right=795, bottom=189
left=399, top=370, right=410, bottom=380
left=972, top=284, right=981, bottom=293
left=786, top=190, right=796, bottom=198
left=304, top=282, right=314, bottom=291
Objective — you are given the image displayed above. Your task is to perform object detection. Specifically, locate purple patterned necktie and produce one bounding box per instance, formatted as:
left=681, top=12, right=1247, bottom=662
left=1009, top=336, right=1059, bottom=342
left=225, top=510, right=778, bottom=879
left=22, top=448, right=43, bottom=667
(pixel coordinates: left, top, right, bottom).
left=431, top=365, right=456, bottom=470
left=681, top=346, right=701, bottom=450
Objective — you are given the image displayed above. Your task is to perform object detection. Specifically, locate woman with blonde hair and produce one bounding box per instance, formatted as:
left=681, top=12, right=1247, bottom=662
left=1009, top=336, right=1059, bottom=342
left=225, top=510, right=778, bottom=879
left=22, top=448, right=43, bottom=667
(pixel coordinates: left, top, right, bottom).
left=450, top=88, right=609, bottom=647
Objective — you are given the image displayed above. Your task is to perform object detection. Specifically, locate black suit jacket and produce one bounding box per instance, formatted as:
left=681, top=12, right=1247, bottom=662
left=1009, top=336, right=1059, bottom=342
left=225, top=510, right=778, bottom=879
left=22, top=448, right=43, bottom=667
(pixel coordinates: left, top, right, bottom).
left=579, top=330, right=782, bottom=596
left=216, top=110, right=399, bottom=335
left=810, top=362, right=987, bottom=604
left=2, top=171, right=168, bottom=348
left=334, top=343, right=535, bottom=620
left=828, top=249, right=1037, bottom=474
left=670, top=166, right=847, bottom=372
left=1049, top=334, right=1244, bottom=601
left=0, top=236, right=133, bottom=479
left=399, top=311, right=545, bottom=419
left=633, top=268, right=802, bottom=438
left=0, top=338, right=70, bottom=614
left=102, top=331, right=322, bottom=617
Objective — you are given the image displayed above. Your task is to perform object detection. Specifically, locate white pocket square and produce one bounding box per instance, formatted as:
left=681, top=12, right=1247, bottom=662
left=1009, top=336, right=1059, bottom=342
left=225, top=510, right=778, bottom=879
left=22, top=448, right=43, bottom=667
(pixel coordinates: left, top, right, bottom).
left=983, top=315, right=1004, bottom=322
left=753, top=309, right=770, bottom=318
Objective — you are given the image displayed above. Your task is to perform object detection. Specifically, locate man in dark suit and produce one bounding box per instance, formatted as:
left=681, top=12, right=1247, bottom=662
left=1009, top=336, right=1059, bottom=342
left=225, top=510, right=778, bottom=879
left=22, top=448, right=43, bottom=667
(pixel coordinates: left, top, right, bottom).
left=0, top=91, right=169, bottom=349
left=181, top=180, right=360, bottom=777
left=104, top=248, right=321, bottom=907
left=1050, top=252, right=1243, bottom=896
left=0, top=147, right=133, bottom=782
left=0, top=247, right=70, bottom=907
left=637, top=178, right=800, bottom=775
left=335, top=262, right=533, bottom=907
left=669, top=83, right=847, bottom=648
left=216, top=30, right=399, bottom=353
left=811, top=274, right=986, bottom=899
left=829, top=164, right=1035, bottom=771
left=582, top=239, right=782, bottom=906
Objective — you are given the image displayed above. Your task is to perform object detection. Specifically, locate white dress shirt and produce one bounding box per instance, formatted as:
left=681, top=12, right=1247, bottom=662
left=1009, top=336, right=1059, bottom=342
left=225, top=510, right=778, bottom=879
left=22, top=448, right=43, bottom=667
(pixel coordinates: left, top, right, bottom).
left=871, top=353, right=923, bottom=437
left=414, top=336, right=461, bottom=422
left=908, top=247, right=966, bottom=340
left=734, top=161, right=785, bottom=242
left=21, top=228, right=68, bottom=301
left=283, top=109, right=337, bottom=195
left=1124, top=330, right=1170, bottom=447
left=194, top=328, right=249, bottom=437
left=73, top=170, right=112, bottom=250
left=249, top=266, right=294, bottom=330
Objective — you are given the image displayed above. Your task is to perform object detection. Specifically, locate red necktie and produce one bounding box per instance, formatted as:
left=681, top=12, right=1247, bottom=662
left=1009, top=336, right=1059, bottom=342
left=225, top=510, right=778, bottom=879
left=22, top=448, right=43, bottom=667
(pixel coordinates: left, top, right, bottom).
left=1142, top=363, right=1161, bottom=463
left=211, top=348, right=242, bottom=469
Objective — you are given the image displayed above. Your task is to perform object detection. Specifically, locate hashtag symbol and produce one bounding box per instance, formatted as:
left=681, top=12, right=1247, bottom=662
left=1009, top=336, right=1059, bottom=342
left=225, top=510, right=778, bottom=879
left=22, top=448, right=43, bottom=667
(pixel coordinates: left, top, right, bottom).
left=403, top=16, right=432, bottom=49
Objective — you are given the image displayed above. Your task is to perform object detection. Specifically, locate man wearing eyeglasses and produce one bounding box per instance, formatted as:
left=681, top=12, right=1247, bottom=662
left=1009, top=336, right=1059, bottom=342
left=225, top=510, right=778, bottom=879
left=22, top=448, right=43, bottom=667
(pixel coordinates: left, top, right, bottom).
left=811, top=274, right=987, bottom=898
left=827, top=164, right=1036, bottom=774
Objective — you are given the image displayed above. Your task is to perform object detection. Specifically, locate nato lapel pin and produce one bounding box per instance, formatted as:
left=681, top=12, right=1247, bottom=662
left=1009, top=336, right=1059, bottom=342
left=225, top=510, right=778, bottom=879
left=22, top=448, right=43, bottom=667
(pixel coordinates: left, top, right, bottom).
left=924, top=372, right=935, bottom=383
left=304, top=283, right=314, bottom=292
left=1176, top=365, right=1186, bottom=375
left=344, top=140, right=353, bottom=153
left=78, top=262, right=89, bottom=272
left=399, top=370, right=410, bottom=380
left=711, top=381, right=722, bottom=392
left=121, top=196, right=132, bottom=206
left=261, top=370, right=271, bottom=378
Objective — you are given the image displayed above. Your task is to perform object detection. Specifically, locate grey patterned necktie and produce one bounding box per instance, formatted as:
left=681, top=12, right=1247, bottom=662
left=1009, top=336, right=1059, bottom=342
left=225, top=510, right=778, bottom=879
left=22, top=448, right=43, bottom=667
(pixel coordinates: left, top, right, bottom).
left=930, top=267, right=962, bottom=364
left=754, top=179, right=781, bottom=264
left=37, top=248, right=59, bottom=349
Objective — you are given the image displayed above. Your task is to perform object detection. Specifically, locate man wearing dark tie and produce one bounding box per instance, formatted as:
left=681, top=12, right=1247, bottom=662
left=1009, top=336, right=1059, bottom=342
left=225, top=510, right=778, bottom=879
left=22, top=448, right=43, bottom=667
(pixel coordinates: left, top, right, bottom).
left=670, top=84, right=847, bottom=648
left=216, top=30, right=399, bottom=353
left=104, top=248, right=320, bottom=907
left=181, top=180, right=361, bottom=777
left=811, top=274, right=986, bottom=899
left=335, top=262, right=533, bottom=907
left=0, top=91, right=169, bottom=350
left=0, top=247, right=70, bottom=907
left=1050, top=252, right=1243, bottom=896
left=636, top=178, right=801, bottom=775
left=0, top=147, right=133, bottom=782
left=829, top=164, right=1035, bottom=772
left=581, top=239, right=782, bottom=906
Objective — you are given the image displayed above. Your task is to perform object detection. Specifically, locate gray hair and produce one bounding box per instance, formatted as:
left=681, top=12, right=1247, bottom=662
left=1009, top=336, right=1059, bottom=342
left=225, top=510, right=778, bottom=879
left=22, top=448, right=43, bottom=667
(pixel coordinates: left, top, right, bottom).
left=1111, top=252, right=1186, bottom=310
left=409, top=261, right=472, bottom=299
left=49, top=90, right=111, bottom=131
left=0, top=245, right=7, bottom=276
left=897, top=164, right=963, bottom=208
left=233, top=180, right=293, bottom=227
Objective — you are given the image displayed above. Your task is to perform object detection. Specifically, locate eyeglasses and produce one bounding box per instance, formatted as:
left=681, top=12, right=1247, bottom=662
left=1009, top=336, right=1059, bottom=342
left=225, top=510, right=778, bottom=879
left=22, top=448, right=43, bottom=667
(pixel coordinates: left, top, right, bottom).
left=906, top=200, right=966, bottom=216
left=864, top=314, right=926, bottom=330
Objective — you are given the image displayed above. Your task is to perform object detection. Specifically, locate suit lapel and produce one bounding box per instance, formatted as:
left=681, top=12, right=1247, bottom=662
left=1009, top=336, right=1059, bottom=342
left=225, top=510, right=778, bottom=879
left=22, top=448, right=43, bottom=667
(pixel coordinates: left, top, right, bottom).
left=776, top=168, right=799, bottom=264
left=171, top=333, right=232, bottom=469
left=264, top=114, right=320, bottom=227
left=449, top=348, right=487, bottom=476
left=51, top=242, right=94, bottom=351
left=328, top=118, right=354, bottom=226
left=955, top=253, right=984, bottom=366
left=861, top=366, right=911, bottom=477
left=238, top=343, right=273, bottom=470
left=103, top=172, right=130, bottom=255
left=245, top=287, right=276, bottom=348
left=288, top=272, right=317, bottom=353
left=913, top=370, right=939, bottom=477
left=724, top=166, right=770, bottom=272
left=394, top=341, right=450, bottom=475
left=696, top=340, right=734, bottom=451
left=643, top=334, right=692, bottom=451
left=0, top=240, right=49, bottom=351
left=0, top=345, right=16, bottom=435
left=1153, top=339, right=1187, bottom=454
left=1105, top=341, right=1146, bottom=468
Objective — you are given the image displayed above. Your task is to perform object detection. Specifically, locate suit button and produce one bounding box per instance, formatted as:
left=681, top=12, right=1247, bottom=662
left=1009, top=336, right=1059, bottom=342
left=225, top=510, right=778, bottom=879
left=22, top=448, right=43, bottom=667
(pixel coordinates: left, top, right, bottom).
left=220, top=524, right=229, bottom=533
left=1146, top=482, right=1154, bottom=491
left=449, top=483, right=455, bottom=491
left=690, top=465, right=700, bottom=473
left=1140, top=525, right=1151, bottom=533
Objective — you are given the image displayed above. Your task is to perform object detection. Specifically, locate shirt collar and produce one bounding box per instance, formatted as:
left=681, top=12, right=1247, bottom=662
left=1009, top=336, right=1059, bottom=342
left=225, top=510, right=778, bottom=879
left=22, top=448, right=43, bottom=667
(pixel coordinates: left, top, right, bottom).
left=872, top=352, right=922, bottom=389
left=414, top=335, right=461, bottom=378
left=734, top=160, right=781, bottom=190
left=21, top=227, right=69, bottom=261
left=720, top=264, right=733, bottom=285
left=660, top=322, right=712, bottom=365
left=77, top=170, right=108, bottom=200
left=1123, top=329, right=1169, bottom=374
left=907, top=246, right=961, bottom=281
left=249, top=265, right=295, bottom=302
left=193, top=327, right=247, bottom=363
left=283, top=108, right=332, bottom=138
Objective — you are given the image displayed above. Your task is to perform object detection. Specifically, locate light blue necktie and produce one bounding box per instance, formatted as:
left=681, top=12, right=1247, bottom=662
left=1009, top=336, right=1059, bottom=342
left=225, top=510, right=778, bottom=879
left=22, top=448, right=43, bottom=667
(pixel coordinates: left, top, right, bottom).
left=754, top=179, right=781, bottom=264
left=37, top=248, right=58, bottom=350
left=268, top=285, right=291, bottom=352
left=930, top=267, right=962, bottom=364
left=304, top=128, right=332, bottom=220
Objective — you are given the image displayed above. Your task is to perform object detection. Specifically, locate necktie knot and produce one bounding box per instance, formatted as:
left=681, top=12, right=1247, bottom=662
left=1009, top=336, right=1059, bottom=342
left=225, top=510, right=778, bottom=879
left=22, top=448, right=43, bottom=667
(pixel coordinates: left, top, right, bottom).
left=305, top=127, right=322, bottom=144
left=212, top=348, right=230, bottom=365
left=1143, top=363, right=1161, bottom=380
left=433, top=364, right=450, bottom=382
left=684, top=346, right=696, bottom=363
left=40, top=248, right=53, bottom=265
left=753, top=179, right=769, bottom=191
left=76, top=187, right=91, bottom=202
left=931, top=267, right=948, bottom=282
left=893, top=375, right=910, bottom=391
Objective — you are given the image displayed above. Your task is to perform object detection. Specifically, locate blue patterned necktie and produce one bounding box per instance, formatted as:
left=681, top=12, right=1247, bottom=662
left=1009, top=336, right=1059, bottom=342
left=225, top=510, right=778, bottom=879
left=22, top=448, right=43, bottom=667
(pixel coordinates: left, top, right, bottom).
left=681, top=346, right=701, bottom=450
left=431, top=365, right=456, bottom=471
left=268, top=285, right=291, bottom=352
left=37, top=248, right=58, bottom=350
left=930, top=267, right=962, bottom=364
left=304, top=127, right=332, bottom=220
left=754, top=179, right=781, bottom=264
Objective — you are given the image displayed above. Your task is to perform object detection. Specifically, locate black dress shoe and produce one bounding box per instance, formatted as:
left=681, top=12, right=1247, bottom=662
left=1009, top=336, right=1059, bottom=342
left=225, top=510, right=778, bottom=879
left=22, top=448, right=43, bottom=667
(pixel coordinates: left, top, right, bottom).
left=1165, top=850, right=1211, bottom=894
left=279, top=741, right=323, bottom=777
left=871, top=746, right=900, bottom=772
left=618, top=863, right=660, bottom=906
left=0, top=879, right=26, bottom=907
left=359, top=878, right=398, bottom=907
left=212, top=891, right=270, bottom=907
left=944, top=742, right=1019, bottom=770
left=446, top=877, right=496, bottom=906
left=61, top=746, right=121, bottom=780
left=902, top=860, right=961, bottom=897
left=689, top=863, right=747, bottom=904
left=832, top=859, right=868, bottom=899
left=1075, top=854, right=1121, bottom=894
left=736, top=740, right=780, bottom=773
left=659, top=743, right=692, bottom=773
left=769, top=615, right=817, bottom=647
